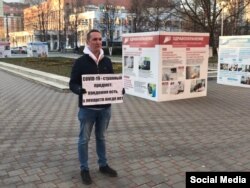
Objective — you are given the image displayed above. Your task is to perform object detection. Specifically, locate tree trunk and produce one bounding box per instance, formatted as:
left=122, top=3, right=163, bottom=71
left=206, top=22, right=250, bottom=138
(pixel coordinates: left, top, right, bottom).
left=210, top=32, right=217, bottom=56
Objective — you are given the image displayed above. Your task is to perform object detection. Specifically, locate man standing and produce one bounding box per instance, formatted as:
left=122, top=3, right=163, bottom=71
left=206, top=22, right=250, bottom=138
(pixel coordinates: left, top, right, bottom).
left=69, top=29, right=117, bottom=185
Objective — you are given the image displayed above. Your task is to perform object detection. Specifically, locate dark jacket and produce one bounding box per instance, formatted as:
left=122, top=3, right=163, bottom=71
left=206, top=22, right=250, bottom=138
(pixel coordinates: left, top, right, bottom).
left=69, top=54, right=114, bottom=108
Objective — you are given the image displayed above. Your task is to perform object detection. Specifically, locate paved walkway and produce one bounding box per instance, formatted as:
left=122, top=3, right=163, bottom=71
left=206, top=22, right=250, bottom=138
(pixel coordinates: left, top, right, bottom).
left=0, top=70, right=249, bottom=188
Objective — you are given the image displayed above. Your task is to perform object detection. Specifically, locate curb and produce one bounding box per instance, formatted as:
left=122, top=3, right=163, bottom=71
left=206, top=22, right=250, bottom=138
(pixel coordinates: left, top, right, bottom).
left=0, top=61, right=218, bottom=90
left=0, top=62, right=69, bottom=91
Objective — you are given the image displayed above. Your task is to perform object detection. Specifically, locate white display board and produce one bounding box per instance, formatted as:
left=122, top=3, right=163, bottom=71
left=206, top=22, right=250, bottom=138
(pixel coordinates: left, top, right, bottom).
left=0, top=42, right=11, bottom=58
left=122, top=31, right=209, bottom=102
left=27, top=42, right=48, bottom=57
left=81, top=74, right=124, bottom=106
left=217, top=36, right=250, bottom=88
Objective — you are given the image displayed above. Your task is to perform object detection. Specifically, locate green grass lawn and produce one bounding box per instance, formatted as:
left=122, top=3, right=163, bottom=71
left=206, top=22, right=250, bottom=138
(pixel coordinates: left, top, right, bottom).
left=0, top=56, right=217, bottom=77
left=0, top=57, right=122, bottom=77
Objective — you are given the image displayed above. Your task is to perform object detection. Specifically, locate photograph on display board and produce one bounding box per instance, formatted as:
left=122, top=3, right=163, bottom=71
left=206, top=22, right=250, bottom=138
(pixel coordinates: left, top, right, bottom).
left=5, top=45, right=10, bottom=50
left=228, top=64, right=238, bottom=71
left=220, top=63, right=229, bottom=70
left=186, top=66, right=200, bottom=79
left=162, top=66, right=184, bottom=81
left=170, top=81, right=185, bottom=95
left=240, top=76, right=250, bottom=85
left=162, top=82, right=169, bottom=94
left=162, top=67, right=177, bottom=81
left=139, top=57, right=151, bottom=70
left=237, top=64, right=244, bottom=72
left=124, top=56, right=134, bottom=69
left=147, top=83, right=156, bottom=97
left=177, top=66, right=185, bottom=79
left=243, top=65, right=250, bottom=72
left=190, top=79, right=206, bottom=93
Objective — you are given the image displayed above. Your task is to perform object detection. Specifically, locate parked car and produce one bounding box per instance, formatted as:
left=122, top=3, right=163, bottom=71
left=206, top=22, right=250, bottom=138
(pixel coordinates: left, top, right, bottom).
left=11, top=46, right=27, bottom=54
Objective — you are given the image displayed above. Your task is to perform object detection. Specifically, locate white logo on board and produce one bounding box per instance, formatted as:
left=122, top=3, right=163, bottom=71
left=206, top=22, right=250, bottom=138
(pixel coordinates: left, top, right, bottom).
left=163, top=36, right=171, bottom=43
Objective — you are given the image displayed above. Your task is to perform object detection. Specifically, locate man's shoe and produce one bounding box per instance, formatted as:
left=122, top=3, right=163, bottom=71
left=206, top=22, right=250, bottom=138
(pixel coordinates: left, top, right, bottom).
left=99, top=164, right=118, bottom=177
left=80, top=170, right=92, bottom=185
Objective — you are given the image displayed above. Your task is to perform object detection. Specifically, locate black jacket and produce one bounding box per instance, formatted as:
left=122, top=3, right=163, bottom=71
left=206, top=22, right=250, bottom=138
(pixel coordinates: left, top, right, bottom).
left=69, top=54, right=114, bottom=108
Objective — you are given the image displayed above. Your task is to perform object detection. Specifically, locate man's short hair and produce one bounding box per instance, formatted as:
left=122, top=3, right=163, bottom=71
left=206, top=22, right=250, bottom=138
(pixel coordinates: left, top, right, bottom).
left=87, top=29, right=101, bottom=41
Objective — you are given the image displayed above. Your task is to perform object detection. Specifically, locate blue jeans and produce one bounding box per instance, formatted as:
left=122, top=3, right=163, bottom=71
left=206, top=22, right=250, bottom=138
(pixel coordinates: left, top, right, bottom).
left=78, top=107, right=111, bottom=170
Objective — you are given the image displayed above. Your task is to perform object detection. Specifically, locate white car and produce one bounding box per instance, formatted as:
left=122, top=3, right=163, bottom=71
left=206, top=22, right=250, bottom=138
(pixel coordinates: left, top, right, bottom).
left=11, top=46, right=27, bottom=54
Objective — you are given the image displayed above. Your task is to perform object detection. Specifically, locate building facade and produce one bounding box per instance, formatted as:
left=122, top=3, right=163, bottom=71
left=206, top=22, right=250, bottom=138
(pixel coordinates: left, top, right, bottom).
left=69, top=4, right=131, bottom=47
left=0, top=1, right=29, bottom=41
left=10, top=0, right=132, bottom=50
left=8, top=0, right=183, bottom=50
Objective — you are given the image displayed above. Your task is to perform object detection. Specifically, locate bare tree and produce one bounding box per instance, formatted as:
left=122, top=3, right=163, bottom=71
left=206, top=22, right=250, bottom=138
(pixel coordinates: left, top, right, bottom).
left=144, top=0, right=176, bottom=31
left=223, top=0, right=250, bottom=35
left=26, top=0, right=50, bottom=42
left=37, top=2, right=51, bottom=42
left=98, top=1, right=119, bottom=49
left=69, top=0, right=85, bottom=51
left=63, top=2, right=70, bottom=49
left=175, top=0, right=250, bottom=55
left=241, top=19, right=250, bottom=35
left=130, top=0, right=177, bottom=32
left=96, top=0, right=122, bottom=55
left=129, top=0, right=148, bottom=32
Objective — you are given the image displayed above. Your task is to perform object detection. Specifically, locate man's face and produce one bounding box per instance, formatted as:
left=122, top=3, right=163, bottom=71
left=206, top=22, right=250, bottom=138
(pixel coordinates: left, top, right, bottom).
left=87, top=32, right=102, bottom=54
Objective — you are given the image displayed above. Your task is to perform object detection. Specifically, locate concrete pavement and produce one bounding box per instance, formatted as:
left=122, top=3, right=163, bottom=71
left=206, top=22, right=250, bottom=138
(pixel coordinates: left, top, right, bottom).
left=0, top=69, right=250, bottom=188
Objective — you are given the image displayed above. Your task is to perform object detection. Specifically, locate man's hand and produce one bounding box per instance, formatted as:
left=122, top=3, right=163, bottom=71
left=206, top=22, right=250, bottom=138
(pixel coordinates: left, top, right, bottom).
left=79, top=88, right=87, bottom=94
left=122, top=88, right=125, bottom=95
